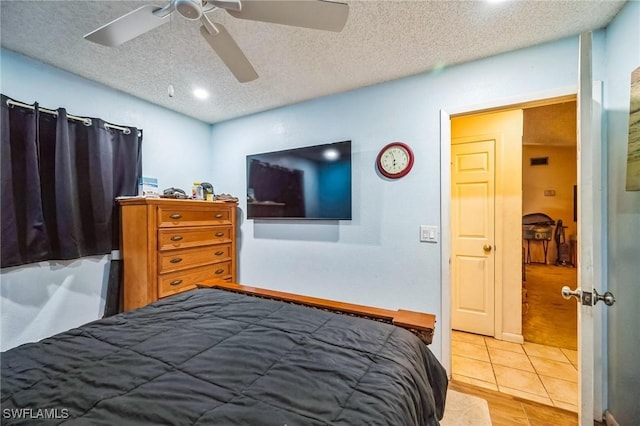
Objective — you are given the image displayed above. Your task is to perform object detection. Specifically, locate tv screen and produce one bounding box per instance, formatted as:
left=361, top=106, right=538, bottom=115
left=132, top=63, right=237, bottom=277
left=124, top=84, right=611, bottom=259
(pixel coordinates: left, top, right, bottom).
left=246, top=140, right=352, bottom=220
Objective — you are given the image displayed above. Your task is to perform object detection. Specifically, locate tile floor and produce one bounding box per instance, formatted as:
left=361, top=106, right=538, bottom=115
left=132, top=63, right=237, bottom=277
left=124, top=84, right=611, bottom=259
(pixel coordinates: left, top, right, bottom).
left=451, top=330, right=579, bottom=412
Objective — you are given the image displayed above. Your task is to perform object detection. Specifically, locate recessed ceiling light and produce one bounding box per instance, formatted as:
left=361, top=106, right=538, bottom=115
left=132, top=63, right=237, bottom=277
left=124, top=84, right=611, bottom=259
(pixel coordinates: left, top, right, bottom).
left=193, top=88, right=209, bottom=100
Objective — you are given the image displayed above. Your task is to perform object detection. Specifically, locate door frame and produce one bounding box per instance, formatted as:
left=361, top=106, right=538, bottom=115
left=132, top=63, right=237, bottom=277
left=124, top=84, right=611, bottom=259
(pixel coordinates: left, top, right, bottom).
left=439, top=85, right=604, bottom=419
left=440, top=86, right=576, bottom=374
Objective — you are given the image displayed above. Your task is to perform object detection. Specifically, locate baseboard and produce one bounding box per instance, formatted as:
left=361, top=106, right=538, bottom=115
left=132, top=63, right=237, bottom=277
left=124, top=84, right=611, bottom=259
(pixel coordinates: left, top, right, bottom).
left=604, top=409, right=619, bottom=426
left=499, top=333, right=525, bottom=344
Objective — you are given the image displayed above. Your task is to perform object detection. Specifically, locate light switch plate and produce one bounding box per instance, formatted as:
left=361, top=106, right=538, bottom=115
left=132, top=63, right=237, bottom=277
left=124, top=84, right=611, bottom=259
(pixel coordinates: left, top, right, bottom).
left=420, top=225, right=438, bottom=243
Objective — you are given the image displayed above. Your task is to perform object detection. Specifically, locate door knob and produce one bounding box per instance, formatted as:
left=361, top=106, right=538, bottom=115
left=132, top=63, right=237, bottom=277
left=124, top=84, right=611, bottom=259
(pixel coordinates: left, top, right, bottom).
left=594, top=288, right=616, bottom=306
left=562, top=286, right=616, bottom=307
left=561, top=285, right=582, bottom=301
left=483, top=244, right=492, bottom=251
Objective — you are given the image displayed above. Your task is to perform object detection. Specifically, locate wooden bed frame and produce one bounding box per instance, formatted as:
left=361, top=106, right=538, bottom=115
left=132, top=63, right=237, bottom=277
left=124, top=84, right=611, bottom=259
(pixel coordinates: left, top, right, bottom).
left=198, top=279, right=436, bottom=345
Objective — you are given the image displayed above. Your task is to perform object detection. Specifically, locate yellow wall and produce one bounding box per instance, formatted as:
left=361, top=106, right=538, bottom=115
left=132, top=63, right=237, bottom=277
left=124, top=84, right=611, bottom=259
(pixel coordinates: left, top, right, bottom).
left=451, top=109, right=523, bottom=342
left=522, top=145, right=577, bottom=263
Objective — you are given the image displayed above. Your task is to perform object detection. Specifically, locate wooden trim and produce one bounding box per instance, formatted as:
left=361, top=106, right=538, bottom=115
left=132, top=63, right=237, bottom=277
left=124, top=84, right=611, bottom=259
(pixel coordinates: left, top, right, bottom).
left=197, top=279, right=436, bottom=345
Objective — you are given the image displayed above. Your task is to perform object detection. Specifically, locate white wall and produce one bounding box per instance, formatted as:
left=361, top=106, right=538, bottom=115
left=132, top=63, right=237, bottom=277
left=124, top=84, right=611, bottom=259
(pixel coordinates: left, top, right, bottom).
left=603, top=1, right=640, bottom=423
left=0, top=49, right=212, bottom=350
left=209, top=35, right=596, bottom=358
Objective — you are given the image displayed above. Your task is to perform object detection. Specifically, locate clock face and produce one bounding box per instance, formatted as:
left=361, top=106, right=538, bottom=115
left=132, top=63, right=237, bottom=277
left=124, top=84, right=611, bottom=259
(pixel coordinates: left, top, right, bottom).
left=377, top=142, right=414, bottom=178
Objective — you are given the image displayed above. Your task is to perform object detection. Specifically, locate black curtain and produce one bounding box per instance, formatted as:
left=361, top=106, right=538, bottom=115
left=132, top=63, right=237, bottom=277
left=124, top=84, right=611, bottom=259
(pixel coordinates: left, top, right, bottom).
left=1, top=95, right=142, bottom=268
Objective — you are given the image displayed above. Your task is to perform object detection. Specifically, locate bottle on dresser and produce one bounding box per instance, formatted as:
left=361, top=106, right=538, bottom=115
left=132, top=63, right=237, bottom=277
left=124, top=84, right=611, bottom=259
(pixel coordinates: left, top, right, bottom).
left=192, top=182, right=204, bottom=200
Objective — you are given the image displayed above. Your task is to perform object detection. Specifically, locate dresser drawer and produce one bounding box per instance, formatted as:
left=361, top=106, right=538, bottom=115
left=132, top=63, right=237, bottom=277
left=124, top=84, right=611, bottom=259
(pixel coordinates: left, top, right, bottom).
left=157, top=205, right=231, bottom=227
left=158, top=245, right=231, bottom=273
left=158, top=227, right=232, bottom=251
left=158, top=263, right=232, bottom=299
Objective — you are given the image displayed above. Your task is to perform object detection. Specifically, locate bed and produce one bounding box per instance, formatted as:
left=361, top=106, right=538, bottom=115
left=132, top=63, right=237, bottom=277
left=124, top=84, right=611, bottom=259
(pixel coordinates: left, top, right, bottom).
left=1, top=281, right=447, bottom=425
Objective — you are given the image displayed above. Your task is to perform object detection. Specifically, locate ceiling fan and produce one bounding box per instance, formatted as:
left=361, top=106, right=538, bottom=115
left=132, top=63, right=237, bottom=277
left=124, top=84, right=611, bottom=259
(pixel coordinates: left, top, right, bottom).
left=84, top=0, right=349, bottom=83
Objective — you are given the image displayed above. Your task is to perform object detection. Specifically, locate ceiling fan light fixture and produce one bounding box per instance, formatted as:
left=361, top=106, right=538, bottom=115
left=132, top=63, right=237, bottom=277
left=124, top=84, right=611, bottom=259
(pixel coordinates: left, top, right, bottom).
left=174, top=0, right=202, bottom=20
left=83, top=0, right=349, bottom=83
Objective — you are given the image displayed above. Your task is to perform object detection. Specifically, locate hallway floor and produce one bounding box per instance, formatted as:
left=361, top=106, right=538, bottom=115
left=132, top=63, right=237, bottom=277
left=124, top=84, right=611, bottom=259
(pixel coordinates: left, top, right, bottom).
left=522, top=263, right=578, bottom=350
left=451, top=330, right=578, bottom=412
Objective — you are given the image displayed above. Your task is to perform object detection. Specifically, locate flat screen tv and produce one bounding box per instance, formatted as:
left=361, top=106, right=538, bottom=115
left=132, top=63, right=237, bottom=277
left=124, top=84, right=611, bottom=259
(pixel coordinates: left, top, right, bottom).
left=246, top=140, right=352, bottom=220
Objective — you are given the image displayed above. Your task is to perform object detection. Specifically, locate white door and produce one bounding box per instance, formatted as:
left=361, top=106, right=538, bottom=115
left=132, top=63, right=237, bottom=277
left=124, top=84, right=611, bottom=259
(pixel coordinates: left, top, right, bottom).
left=562, top=31, right=605, bottom=425
left=451, top=140, right=495, bottom=336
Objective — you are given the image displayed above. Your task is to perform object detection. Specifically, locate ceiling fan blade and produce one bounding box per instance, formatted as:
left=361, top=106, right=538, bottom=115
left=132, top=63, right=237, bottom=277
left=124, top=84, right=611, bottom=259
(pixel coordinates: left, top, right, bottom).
left=200, top=23, right=258, bottom=83
left=226, top=0, right=349, bottom=32
left=84, top=5, right=171, bottom=47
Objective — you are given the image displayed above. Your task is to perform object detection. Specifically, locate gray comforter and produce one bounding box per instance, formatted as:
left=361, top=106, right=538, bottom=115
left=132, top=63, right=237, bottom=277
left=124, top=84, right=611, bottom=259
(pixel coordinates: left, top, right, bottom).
left=2, top=288, right=447, bottom=425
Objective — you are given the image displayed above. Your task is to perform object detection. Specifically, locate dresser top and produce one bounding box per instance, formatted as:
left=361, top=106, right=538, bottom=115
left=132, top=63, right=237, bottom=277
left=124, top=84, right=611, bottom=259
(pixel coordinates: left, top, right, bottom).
left=117, top=197, right=238, bottom=207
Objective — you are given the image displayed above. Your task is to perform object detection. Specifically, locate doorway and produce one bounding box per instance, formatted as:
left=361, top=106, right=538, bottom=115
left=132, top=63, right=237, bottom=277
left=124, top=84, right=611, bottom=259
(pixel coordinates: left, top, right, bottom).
left=521, top=100, right=578, bottom=352
left=449, top=97, right=579, bottom=412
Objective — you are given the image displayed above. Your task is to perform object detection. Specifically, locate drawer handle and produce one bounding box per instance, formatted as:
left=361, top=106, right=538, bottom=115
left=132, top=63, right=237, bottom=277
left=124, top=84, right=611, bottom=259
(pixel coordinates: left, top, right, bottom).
left=169, top=214, right=182, bottom=220
left=170, top=258, right=183, bottom=264
left=215, top=213, right=223, bottom=219
left=170, top=236, right=183, bottom=241
left=215, top=232, right=224, bottom=237
left=170, top=279, right=183, bottom=286
left=215, top=268, right=224, bottom=274
left=215, top=250, right=224, bottom=256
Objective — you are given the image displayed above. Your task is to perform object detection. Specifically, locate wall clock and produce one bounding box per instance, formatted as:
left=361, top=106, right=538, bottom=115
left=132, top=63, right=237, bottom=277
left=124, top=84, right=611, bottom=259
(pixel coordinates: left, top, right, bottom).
left=376, top=142, right=414, bottom=179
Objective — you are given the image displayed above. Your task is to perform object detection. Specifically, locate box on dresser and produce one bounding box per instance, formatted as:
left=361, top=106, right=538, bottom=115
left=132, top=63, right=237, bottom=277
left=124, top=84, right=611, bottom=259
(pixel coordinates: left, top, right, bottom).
left=118, top=197, right=237, bottom=311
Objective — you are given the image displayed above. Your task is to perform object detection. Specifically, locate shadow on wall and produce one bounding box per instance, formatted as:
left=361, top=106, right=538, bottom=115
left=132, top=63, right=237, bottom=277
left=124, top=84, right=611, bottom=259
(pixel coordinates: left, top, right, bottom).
left=252, top=219, right=341, bottom=242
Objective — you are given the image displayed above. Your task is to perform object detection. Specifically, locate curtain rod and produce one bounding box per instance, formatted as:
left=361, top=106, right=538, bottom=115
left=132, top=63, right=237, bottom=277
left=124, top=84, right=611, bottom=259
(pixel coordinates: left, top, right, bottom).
left=6, top=99, right=134, bottom=135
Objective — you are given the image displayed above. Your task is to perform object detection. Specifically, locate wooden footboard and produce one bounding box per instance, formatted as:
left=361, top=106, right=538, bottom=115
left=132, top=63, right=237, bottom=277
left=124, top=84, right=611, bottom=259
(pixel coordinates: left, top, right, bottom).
left=197, top=279, right=435, bottom=345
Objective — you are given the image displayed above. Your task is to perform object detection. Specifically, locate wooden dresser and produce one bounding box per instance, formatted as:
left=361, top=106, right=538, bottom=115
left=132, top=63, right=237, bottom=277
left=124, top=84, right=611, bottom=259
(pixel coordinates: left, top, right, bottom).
left=118, top=198, right=237, bottom=311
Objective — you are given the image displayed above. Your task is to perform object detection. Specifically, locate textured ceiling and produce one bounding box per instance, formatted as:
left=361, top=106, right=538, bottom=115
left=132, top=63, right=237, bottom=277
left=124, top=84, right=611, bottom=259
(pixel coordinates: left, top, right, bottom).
left=0, top=0, right=626, bottom=124
left=524, top=101, right=577, bottom=147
